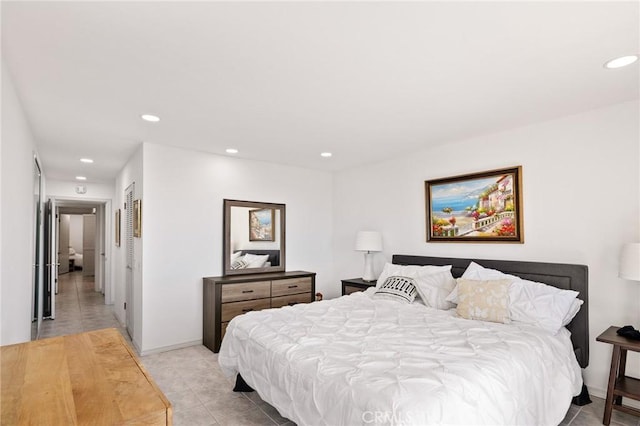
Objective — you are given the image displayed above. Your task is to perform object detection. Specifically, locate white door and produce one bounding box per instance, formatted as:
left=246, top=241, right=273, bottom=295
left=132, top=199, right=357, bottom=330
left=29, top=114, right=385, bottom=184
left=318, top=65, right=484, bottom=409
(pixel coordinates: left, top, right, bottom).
left=125, top=184, right=135, bottom=338
left=44, top=198, right=57, bottom=319
left=58, top=214, right=70, bottom=276
left=82, top=214, right=96, bottom=276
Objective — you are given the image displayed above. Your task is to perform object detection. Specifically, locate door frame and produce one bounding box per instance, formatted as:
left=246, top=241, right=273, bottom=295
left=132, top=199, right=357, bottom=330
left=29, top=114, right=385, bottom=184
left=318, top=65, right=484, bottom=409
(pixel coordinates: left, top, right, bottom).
left=50, top=196, right=113, bottom=305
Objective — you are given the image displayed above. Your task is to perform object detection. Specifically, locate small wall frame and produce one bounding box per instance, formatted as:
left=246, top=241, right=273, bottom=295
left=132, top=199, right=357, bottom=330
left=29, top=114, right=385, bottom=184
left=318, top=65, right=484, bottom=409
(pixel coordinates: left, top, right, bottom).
left=115, top=209, right=121, bottom=246
left=133, top=199, right=142, bottom=238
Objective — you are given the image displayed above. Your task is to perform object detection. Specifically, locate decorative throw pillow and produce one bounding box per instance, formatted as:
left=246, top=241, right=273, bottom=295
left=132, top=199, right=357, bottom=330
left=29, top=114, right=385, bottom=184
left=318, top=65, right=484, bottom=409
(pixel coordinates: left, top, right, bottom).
left=373, top=276, right=418, bottom=304
left=456, top=278, right=511, bottom=324
left=231, top=258, right=249, bottom=270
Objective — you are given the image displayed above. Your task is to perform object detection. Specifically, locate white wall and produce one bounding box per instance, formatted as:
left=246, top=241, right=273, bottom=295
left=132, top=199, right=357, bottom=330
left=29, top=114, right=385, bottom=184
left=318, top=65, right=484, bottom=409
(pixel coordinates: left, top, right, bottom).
left=140, top=143, right=333, bottom=353
left=113, top=145, right=144, bottom=349
left=46, top=179, right=115, bottom=201
left=333, top=100, right=640, bottom=399
left=0, top=61, right=44, bottom=345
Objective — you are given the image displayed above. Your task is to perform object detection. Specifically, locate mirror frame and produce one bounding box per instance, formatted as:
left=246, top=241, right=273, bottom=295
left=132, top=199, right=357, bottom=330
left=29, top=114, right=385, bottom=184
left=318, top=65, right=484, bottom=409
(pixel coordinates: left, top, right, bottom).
left=223, top=199, right=286, bottom=276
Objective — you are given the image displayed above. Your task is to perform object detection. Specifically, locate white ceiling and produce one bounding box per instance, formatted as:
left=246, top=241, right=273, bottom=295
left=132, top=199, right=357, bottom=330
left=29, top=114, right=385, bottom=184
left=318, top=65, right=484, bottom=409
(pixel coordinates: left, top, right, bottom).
left=2, top=1, right=639, bottom=183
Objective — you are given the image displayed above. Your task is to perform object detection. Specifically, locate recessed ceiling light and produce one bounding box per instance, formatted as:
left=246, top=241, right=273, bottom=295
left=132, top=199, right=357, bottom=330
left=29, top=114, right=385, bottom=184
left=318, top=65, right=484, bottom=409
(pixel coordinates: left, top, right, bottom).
left=604, top=55, right=639, bottom=69
left=226, top=148, right=239, bottom=154
left=320, top=152, right=332, bottom=158
left=76, top=176, right=87, bottom=181
left=80, top=158, right=94, bottom=163
left=141, top=114, right=160, bottom=122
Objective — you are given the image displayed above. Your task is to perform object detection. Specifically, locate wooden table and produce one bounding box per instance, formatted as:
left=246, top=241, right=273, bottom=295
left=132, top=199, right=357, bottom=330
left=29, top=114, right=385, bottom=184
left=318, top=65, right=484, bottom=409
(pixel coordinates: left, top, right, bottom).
left=1, top=328, right=172, bottom=425
left=596, top=326, right=640, bottom=425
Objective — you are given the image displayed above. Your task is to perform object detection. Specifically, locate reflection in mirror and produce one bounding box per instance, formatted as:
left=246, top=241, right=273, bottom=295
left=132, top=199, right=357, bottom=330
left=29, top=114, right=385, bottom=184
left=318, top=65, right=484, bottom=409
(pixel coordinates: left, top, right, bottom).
left=224, top=199, right=286, bottom=276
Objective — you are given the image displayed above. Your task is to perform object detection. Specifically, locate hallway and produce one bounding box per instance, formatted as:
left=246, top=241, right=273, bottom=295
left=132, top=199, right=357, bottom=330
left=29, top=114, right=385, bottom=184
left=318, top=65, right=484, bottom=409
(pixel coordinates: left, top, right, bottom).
left=38, top=271, right=127, bottom=340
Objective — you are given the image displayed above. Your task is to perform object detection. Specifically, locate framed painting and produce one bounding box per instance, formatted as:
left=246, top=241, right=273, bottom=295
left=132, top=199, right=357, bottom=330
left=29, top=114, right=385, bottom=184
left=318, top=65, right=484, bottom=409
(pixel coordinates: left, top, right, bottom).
left=249, top=208, right=275, bottom=241
left=133, top=199, right=142, bottom=238
left=115, top=209, right=121, bottom=247
left=425, top=166, right=523, bottom=243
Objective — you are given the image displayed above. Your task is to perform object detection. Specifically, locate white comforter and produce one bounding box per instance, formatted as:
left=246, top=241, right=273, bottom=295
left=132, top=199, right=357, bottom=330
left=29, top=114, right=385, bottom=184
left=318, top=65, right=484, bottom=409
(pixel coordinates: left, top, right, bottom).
left=218, top=289, right=582, bottom=426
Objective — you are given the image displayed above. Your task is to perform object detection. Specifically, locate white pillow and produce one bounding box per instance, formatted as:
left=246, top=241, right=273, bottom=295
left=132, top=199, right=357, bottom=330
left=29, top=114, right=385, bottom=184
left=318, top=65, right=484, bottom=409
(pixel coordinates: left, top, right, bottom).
left=413, top=270, right=457, bottom=310
left=243, top=253, right=270, bottom=268
left=447, top=261, right=580, bottom=334
left=509, top=279, right=579, bottom=333
left=562, top=299, right=584, bottom=326
left=69, top=247, right=76, bottom=255
left=230, top=251, right=243, bottom=262
left=373, top=276, right=418, bottom=304
left=376, top=263, right=452, bottom=290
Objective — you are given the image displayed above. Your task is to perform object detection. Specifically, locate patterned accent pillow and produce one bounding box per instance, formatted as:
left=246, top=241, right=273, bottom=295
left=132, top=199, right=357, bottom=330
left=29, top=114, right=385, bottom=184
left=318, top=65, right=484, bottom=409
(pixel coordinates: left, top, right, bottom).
left=230, top=258, right=249, bottom=270
left=373, top=276, right=418, bottom=304
left=456, top=278, right=511, bottom=324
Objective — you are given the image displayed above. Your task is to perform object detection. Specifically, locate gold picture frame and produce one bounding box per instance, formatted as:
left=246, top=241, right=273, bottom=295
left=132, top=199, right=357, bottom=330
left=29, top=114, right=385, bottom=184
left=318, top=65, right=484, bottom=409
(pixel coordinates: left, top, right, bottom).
left=425, top=166, right=524, bottom=243
left=133, top=199, right=142, bottom=238
left=115, top=209, right=121, bottom=246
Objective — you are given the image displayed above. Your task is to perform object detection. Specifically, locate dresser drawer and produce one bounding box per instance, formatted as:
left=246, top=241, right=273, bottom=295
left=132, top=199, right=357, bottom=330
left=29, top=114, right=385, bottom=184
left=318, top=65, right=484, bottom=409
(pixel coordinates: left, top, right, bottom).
left=272, top=277, right=312, bottom=297
left=221, top=281, right=271, bottom=303
left=271, top=292, right=312, bottom=308
left=221, top=298, right=271, bottom=322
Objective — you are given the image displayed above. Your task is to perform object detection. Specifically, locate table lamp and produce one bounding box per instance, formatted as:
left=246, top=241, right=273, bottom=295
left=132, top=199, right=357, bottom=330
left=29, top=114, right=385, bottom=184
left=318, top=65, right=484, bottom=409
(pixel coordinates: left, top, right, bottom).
left=355, top=231, right=382, bottom=282
left=617, top=242, right=640, bottom=340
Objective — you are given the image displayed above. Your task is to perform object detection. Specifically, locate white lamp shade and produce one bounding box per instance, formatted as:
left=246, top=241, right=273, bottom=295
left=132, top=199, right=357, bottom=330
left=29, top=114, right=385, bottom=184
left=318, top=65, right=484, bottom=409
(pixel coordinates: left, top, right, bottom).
left=355, top=231, right=383, bottom=252
left=619, top=243, right=640, bottom=281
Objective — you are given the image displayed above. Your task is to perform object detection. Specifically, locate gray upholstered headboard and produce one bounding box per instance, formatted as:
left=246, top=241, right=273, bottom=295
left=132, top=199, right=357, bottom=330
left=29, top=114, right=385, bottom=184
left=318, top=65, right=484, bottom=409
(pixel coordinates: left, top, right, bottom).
left=392, top=255, right=589, bottom=368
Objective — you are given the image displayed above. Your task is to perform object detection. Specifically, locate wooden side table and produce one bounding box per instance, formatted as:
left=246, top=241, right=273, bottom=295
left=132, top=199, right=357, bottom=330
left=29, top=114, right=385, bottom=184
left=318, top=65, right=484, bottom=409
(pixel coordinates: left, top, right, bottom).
left=596, top=326, right=640, bottom=425
left=341, top=278, right=376, bottom=296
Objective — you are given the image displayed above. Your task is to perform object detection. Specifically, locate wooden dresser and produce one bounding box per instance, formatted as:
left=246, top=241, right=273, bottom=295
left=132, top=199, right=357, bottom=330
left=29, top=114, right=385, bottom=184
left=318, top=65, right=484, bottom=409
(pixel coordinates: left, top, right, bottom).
left=1, top=328, right=171, bottom=425
left=203, top=270, right=316, bottom=352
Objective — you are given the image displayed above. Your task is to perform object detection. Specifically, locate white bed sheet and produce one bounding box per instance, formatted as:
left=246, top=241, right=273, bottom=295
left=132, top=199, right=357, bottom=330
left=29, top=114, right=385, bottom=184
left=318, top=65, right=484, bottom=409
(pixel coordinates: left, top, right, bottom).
left=219, top=289, right=583, bottom=426
left=70, top=253, right=83, bottom=267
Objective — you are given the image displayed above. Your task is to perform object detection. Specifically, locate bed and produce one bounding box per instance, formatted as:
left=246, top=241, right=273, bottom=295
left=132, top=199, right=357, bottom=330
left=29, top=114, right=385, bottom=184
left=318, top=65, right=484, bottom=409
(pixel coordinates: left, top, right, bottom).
left=218, top=255, right=589, bottom=425
left=69, top=248, right=83, bottom=270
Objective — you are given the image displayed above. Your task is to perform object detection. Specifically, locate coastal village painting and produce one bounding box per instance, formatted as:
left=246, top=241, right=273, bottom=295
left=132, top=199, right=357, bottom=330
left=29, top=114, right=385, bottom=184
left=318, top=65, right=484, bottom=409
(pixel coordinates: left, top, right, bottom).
left=425, top=166, right=523, bottom=242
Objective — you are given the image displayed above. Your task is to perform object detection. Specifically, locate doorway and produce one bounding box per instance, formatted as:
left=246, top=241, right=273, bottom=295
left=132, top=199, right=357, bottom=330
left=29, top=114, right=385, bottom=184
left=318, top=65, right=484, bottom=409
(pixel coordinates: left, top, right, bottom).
left=37, top=198, right=114, bottom=339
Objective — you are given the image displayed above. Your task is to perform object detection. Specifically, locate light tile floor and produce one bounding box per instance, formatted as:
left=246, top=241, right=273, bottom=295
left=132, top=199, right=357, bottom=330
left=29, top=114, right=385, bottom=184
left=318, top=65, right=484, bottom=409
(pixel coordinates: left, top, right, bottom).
left=40, top=272, right=639, bottom=426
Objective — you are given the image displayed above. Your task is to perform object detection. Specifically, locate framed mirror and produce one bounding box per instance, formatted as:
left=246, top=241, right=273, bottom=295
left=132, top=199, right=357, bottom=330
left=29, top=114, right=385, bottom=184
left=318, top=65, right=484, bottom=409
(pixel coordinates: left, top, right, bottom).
left=223, top=199, right=286, bottom=276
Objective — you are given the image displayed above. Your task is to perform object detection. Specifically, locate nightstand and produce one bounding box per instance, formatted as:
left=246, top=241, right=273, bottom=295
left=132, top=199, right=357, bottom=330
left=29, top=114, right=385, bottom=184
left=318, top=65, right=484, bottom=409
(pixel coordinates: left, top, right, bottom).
left=341, top=278, right=376, bottom=296
left=596, top=326, right=640, bottom=425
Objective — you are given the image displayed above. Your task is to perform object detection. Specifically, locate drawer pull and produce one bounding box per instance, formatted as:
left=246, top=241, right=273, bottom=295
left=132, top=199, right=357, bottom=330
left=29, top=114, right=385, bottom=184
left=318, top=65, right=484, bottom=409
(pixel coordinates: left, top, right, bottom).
left=288, top=285, right=298, bottom=289
left=242, top=308, right=254, bottom=313
left=241, top=290, right=254, bottom=294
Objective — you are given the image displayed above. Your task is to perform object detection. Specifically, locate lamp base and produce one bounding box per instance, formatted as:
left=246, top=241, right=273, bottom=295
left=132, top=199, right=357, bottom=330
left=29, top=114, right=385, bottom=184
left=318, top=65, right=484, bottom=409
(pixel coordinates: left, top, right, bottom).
left=362, top=252, right=376, bottom=282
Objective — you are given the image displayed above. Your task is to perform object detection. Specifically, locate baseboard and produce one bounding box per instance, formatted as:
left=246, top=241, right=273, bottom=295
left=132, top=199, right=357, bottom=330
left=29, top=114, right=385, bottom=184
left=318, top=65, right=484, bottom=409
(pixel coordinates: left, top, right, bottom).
left=139, top=339, right=203, bottom=356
